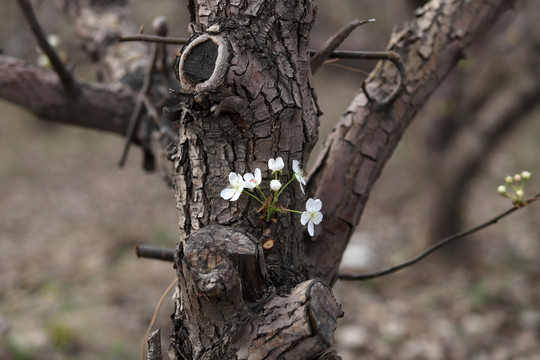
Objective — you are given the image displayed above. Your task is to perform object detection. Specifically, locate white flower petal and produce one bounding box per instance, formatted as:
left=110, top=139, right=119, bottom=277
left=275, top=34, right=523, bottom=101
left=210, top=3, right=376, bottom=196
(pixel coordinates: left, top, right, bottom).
left=244, top=173, right=256, bottom=189
left=221, top=188, right=234, bottom=200
left=307, top=220, right=315, bottom=236
left=254, top=168, right=261, bottom=185
left=268, top=158, right=277, bottom=171
left=305, top=198, right=315, bottom=211
left=270, top=179, right=282, bottom=191
left=276, top=157, right=284, bottom=170
left=228, top=172, right=237, bottom=184
left=312, top=199, right=322, bottom=211
left=235, top=173, right=245, bottom=186
left=301, top=211, right=310, bottom=225
left=298, top=181, right=305, bottom=194
left=230, top=190, right=242, bottom=201
left=293, top=160, right=300, bottom=173
left=312, top=212, right=323, bottom=225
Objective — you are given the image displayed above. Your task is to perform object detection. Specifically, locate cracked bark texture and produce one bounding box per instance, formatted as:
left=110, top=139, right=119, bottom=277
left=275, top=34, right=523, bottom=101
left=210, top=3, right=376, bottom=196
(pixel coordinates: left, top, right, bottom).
left=169, top=1, right=340, bottom=358
left=171, top=0, right=319, bottom=284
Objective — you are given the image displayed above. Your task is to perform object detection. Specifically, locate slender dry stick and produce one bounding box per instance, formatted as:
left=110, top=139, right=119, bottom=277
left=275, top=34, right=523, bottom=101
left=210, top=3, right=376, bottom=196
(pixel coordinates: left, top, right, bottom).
left=17, top=0, right=75, bottom=90
left=310, top=18, right=375, bottom=74
left=338, top=193, right=540, bottom=281
left=118, top=36, right=160, bottom=167
left=311, top=49, right=408, bottom=109
left=119, top=34, right=189, bottom=45
left=141, top=95, right=178, bottom=141
left=141, top=278, right=178, bottom=360
left=136, top=244, right=175, bottom=262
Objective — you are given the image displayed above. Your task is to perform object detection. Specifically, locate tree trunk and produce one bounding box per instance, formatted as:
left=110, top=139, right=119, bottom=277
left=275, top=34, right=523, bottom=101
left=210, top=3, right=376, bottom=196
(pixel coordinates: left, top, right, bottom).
left=167, top=1, right=345, bottom=358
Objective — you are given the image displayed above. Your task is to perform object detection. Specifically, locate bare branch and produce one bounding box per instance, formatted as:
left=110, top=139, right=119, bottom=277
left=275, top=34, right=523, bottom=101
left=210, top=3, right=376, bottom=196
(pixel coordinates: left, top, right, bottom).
left=135, top=245, right=175, bottom=262
left=17, top=0, right=75, bottom=90
left=339, top=192, right=540, bottom=281
left=119, top=34, right=189, bottom=45
left=0, top=55, right=134, bottom=136
left=143, top=279, right=178, bottom=360
left=118, top=19, right=163, bottom=167
left=310, top=18, right=375, bottom=74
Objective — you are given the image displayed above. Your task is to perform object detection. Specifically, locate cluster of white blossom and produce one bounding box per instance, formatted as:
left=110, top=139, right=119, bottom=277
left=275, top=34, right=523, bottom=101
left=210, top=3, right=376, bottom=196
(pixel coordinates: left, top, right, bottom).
left=497, top=171, right=531, bottom=206
left=220, top=157, right=322, bottom=236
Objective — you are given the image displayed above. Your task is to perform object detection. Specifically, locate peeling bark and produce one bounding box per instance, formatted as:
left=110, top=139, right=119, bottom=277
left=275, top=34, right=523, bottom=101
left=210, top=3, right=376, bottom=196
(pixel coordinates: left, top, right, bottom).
left=171, top=226, right=342, bottom=360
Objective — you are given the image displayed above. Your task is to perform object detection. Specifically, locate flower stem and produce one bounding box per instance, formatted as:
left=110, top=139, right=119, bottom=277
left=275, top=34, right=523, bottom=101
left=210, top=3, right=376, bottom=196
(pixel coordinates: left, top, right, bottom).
left=284, top=209, right=303, bottom=214
left=243, top=190, right=264, bottom=205
left=256, top=186, right=267, bottom=201
left=277, top=177, right=295, bottom=198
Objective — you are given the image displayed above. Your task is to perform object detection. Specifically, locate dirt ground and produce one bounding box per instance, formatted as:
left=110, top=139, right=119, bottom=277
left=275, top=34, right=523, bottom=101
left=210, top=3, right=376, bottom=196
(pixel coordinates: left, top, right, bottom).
left=1, top=1, right=540, bottom=359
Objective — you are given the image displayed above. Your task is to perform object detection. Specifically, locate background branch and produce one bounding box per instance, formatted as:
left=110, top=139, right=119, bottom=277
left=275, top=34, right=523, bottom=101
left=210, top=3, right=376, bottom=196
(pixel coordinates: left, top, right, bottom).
left=339, top=192, right=540, bottom=280
left=0, top=55, right=135, bottom=136
left=17, top=0, right=75, bottom=90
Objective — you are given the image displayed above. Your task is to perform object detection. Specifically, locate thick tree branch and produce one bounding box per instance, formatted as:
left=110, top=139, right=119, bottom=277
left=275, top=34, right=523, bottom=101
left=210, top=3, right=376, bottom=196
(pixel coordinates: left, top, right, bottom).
left=306, top=0, right=518, bottom=284
left=0, top=55, right=134, bottom=136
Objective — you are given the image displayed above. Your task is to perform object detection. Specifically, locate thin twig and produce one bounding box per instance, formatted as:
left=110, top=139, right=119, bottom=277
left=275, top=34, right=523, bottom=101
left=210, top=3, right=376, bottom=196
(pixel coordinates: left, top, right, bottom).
left=141, top=278, right=178, bottom=360
left=338, top=193, right=540, bottom=281
left=17, top=0, right=75, bottom=90
left=310, top=50, right=407, bottom=109
left=310, top=18, right=375, bottom=74
left=136, top=244, right=175, bottom=262
left=119, top=34, right=189, bottom=45
left=118, top=35, right=160, bottom=167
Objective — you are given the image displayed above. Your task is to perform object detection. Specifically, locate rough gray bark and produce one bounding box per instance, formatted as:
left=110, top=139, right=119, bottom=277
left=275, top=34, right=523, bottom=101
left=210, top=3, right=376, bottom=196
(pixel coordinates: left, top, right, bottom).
left=0, top=0, right=519, bottom=359
left=171, top=225, right=342, bottom=359
left=170, top=0, right=318, bottom=282
left=167, top=2, right=342, bottom=358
